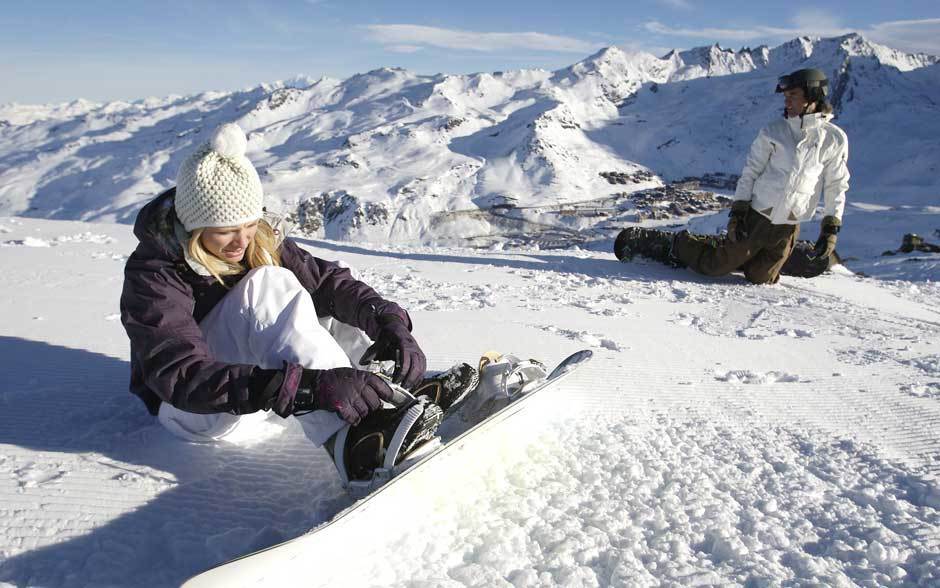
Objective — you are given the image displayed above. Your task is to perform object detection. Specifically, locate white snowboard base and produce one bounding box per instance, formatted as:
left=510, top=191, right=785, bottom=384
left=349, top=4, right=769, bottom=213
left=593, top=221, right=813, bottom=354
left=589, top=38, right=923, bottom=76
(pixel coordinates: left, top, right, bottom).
left=183, top=350, right=593, bottom=588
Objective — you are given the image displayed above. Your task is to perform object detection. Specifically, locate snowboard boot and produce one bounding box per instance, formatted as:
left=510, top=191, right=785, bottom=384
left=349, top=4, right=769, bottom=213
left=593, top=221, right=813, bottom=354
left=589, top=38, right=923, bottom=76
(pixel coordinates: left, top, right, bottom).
left=459, top=352, right=549, bottom=422
left=614, top=227, right=682, bottom=267
left=325, top=399, right=444, bottom=492
left=411, top=363, right=480, bottom=417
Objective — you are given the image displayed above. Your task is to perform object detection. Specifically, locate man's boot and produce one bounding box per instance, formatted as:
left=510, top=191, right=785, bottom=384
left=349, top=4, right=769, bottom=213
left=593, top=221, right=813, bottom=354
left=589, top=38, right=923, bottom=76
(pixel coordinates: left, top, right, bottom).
left=614, top=227, right=683, bottom=267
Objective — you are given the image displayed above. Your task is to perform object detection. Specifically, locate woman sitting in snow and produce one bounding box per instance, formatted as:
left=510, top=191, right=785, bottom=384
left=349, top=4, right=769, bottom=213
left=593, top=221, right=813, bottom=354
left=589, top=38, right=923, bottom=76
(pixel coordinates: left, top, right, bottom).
left=120, top=123, right=477, bottom=489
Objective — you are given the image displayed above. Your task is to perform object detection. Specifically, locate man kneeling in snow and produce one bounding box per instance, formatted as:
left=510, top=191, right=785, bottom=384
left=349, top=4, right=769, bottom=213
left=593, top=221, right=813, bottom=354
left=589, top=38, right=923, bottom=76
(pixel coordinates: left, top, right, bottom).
left=615, top=68, right=849, bottom=285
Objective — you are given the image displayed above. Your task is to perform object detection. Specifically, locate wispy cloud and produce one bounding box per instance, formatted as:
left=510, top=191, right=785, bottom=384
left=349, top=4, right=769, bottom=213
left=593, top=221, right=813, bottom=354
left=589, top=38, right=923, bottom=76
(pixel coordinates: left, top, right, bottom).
left=659, top=0, right=693, bottom=10
left=865, top=18, right=940, bottom=55
left=643, top=13, right=940, bottom=55
left=789, top=9, right=853, bottom=37
left=387, top=44, right=424, bottom=54
left=362, top=24, right=598, bottom=54
left=643, top=20, right=826, bottom=41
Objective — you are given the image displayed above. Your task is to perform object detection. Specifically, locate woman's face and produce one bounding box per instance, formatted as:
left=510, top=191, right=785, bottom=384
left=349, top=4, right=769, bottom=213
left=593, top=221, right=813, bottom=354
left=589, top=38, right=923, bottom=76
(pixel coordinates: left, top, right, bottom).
left=199, top=220, right=259, bottom=262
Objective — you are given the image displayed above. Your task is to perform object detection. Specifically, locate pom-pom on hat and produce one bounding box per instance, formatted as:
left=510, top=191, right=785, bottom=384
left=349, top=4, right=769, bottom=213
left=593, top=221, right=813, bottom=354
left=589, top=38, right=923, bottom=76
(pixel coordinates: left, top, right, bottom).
left=175, top=123, right=264, bottom=232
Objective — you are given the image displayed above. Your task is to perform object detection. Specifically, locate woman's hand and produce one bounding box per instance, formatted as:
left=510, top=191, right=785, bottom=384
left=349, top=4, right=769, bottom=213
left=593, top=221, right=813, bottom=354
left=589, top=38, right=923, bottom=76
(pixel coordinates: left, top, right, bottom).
left=293, top=368, right=394, bottom=425
left=359, top=316, right=427, bottom=389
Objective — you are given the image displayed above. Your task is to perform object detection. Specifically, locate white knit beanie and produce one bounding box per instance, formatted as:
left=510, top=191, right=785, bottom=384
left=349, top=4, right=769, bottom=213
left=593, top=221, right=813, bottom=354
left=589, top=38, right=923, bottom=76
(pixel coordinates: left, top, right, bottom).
left=175, top=123, right=264, bottom=232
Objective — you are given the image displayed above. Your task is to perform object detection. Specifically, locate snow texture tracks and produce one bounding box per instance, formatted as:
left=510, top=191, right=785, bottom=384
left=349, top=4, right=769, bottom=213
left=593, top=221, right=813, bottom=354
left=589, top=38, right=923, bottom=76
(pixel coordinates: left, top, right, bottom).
left=310, top=245, right=940, bottom=586
left=2, top=221, right=940, bottom=587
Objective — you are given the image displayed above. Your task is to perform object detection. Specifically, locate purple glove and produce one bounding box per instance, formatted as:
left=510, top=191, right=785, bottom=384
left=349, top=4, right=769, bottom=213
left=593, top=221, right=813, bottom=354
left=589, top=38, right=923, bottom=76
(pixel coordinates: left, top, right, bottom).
left=292, top=368, right=393, bottom=425
left=359, top=315, right=427, bottom=389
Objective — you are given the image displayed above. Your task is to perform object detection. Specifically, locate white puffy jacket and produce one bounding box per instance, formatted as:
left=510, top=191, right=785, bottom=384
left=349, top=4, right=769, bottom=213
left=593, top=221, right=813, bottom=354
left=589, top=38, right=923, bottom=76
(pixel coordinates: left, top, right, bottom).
left=734, top=113, right=849, bottom=224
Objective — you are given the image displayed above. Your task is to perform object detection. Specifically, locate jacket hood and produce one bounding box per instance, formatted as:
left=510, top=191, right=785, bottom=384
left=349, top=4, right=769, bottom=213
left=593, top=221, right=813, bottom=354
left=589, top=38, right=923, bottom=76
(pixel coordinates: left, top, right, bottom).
left=783, top=112, right=833, bottom=139
left=132, top=188, right=186, bottom=263
left=786, top=111, right=832, bottom=128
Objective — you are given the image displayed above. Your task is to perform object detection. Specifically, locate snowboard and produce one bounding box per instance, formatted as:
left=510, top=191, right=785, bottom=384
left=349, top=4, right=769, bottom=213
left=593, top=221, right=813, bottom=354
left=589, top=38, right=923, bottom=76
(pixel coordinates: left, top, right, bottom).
left=182, top=349, right=592, bottom=588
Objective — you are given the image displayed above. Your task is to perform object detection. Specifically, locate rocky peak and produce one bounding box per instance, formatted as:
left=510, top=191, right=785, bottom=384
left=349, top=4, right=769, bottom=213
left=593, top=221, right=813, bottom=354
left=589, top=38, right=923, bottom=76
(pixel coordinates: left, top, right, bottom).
left=669, top=43, right=761, bottom=79
left=556, top=46, right=635, bottom=80
left=551, top=46, right=671, bottom=103
left=833, top=33, right=939, bottom=71
left=747, top=45, right=771, bottom=67
left=587, top=46, right=631, bottom=66
left=768, top=36, right=816, bottom=68
left=677, top=43, right=728, bottom=68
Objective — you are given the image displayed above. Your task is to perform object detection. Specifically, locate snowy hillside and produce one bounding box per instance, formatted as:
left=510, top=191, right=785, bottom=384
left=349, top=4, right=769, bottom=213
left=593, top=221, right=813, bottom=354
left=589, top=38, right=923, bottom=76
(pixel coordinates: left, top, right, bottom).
left=1, top=217, right=939, bottom=586
left=0, top=33, right=937, bottom=252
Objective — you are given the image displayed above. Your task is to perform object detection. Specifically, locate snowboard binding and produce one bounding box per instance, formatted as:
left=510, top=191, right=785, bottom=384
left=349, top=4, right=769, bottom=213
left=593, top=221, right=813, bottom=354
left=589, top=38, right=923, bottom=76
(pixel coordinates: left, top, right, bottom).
left=329, top=357, right=546, bottom=497
left=329, top=381, right=444, bottom=497
left=329, top=364, right=479, bottom=497
left=458, top=352, right=549, bottom=422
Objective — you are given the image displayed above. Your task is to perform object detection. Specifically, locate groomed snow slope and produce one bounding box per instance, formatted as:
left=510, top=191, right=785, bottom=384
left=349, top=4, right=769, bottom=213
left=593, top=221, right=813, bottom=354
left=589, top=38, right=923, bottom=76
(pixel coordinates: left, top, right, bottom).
left=1, top=217, right=939, bottom=587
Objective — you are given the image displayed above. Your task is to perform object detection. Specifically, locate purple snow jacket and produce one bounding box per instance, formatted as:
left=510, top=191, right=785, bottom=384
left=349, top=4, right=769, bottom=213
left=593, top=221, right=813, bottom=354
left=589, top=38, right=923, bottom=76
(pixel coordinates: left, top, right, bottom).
left=120, top=188, right=410, bottom=417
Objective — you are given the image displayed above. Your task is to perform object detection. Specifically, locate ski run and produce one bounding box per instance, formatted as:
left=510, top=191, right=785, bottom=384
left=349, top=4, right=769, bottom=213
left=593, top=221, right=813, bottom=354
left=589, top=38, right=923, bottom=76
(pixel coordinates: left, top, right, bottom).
left=1, top=217, right=939, bottom=587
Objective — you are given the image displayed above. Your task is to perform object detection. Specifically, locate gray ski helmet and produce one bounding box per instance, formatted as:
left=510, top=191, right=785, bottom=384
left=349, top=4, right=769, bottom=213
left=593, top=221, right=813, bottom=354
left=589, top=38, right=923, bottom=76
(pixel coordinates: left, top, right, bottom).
left=775, top=68, right=829, bottom=103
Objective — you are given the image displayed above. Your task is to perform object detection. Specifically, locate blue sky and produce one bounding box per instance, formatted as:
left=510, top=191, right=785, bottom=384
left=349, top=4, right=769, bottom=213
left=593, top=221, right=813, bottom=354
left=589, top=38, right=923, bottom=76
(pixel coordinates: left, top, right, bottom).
left=2, top=0, right=938, bottom=104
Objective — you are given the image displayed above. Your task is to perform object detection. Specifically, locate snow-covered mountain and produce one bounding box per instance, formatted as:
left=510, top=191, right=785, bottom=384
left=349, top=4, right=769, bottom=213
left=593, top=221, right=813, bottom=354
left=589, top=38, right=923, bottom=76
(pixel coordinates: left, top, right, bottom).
left=0, top=33, right=937, bottom=246
left=611, top=35, right=940, bottom=192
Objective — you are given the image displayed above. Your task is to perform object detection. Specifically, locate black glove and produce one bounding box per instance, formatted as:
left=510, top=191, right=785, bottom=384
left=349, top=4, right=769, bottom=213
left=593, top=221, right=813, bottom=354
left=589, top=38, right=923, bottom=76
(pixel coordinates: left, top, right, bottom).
left=726, top=200, right=750, bottom=244
left=359, top=315, right=426, bottom=389
left=292, top=368, right=393, bottom=425
left=812, top=215, right=841, bottom=259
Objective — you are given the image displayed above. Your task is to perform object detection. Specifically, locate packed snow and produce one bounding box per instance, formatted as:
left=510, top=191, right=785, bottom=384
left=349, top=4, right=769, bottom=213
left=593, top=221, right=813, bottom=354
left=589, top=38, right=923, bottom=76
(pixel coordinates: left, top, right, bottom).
left=1, top=31, right=939, bottom=588
left=1, top=216, right=939, bottom=587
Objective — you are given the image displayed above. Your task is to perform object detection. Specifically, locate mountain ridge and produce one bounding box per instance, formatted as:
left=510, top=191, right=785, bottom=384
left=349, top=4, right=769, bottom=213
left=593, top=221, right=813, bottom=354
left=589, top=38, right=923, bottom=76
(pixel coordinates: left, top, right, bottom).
left=0, top=33, right=937, bottom=246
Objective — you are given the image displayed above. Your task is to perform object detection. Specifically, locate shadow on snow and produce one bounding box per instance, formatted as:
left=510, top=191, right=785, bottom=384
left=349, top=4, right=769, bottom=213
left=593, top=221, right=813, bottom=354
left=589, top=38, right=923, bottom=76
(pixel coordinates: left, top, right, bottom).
left=0, top=336, right=349, bottom=588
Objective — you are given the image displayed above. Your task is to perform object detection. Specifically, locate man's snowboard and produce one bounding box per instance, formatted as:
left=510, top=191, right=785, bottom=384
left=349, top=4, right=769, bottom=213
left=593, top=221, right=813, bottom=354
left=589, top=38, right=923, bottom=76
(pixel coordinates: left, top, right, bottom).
left=183, top=349, right=592, bottom=588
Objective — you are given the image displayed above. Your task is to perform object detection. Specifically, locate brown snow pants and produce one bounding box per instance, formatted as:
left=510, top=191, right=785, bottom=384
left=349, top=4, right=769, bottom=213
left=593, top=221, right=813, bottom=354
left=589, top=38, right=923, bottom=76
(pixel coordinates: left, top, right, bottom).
left=673, top=208, right=799, bottom=285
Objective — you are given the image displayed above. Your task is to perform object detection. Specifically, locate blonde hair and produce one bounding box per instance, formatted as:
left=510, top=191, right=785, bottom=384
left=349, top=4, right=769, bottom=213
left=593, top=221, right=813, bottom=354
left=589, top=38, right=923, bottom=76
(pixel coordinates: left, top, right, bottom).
left=188, top=219, right=282, bottom=285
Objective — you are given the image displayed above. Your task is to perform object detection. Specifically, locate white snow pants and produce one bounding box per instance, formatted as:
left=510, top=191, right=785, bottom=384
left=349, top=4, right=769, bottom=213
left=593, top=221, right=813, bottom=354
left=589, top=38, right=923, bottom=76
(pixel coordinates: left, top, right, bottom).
left=157, top=265, right=372, bottom=446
